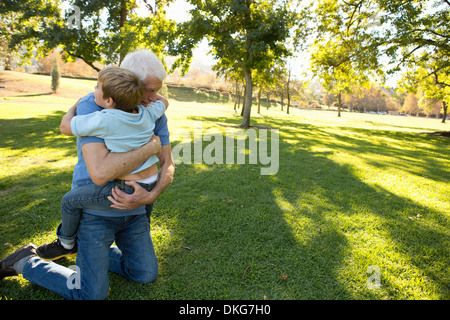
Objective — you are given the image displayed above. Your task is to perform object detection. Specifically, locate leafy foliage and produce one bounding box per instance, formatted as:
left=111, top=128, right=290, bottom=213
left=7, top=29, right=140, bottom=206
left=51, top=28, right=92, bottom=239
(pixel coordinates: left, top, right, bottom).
left=169, top=0, right=302, bottom=127
left=3, top=0, right=176, bottom=70
left=51, top=58, right=60, bottom=93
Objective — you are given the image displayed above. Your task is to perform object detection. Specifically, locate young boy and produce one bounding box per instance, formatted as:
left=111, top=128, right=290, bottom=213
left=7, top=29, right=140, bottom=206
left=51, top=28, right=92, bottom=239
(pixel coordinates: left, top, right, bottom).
left=36, top=66, right=169, bottom=260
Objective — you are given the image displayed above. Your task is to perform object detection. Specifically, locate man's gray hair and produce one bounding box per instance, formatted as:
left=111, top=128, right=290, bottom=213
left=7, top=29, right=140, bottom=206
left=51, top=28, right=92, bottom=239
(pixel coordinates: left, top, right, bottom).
left=120, top=49, right=167, bottom=82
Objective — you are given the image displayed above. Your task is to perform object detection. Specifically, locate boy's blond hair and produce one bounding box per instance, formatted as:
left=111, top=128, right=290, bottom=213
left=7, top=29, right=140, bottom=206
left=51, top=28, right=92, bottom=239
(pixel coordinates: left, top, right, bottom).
left=98, top=66, right=144, bottom=112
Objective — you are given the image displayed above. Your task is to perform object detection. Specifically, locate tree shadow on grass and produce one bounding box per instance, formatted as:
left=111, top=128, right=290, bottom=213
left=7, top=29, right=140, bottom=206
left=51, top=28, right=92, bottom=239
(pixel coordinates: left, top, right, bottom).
left=0, top=111, right=75, bottom=155
left=194, top=115, right=450, bottom=183
left=0, top=112, right=76, bottom=299
left=0, top=167, right=74, bottom=300
left=1, top=112, right=449, bottom=299
left=129, top=114, right=449, bottom=300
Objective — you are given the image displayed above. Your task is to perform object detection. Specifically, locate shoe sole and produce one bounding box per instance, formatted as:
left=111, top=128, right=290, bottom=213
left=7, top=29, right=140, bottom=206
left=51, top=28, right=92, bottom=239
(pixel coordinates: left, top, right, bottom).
left=0, top=268, right=18, bottom=280
left=37, top=252, right=77, bottom=261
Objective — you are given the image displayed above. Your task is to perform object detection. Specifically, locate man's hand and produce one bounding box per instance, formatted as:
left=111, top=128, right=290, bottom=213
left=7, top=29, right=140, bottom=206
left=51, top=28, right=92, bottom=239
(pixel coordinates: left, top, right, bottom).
left=107, top=144, right=174, bottom=210
left=107, top=181, right=158, bottom=210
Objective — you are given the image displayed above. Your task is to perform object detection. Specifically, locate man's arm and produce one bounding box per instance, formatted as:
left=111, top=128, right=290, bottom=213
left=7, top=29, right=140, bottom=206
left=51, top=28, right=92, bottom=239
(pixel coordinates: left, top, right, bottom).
left=81, top=136, right=162, bottom=186
left=63, top=96, right=162, bottom=186
left=107, top=144, right=175, bottom=209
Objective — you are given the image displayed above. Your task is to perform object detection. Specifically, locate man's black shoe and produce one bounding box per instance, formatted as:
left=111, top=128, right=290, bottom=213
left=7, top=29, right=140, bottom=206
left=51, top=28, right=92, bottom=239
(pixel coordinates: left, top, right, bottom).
left=0, top=243, right=37, bottom=279
left=36, top=239, right=77, bottom=261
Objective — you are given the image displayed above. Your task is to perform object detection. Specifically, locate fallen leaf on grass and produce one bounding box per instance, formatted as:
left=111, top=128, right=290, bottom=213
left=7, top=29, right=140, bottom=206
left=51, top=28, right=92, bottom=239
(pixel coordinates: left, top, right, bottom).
left=242, top=265, right=251, bottom=281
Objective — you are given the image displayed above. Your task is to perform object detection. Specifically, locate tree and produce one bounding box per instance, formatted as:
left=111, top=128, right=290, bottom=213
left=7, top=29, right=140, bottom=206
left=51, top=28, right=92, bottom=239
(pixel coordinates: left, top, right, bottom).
left=311, top=0, right=383, bottom=117
left=312, top=0, right=449, bottom=121
left=51, top=58, right=60, bottom=93
left=254, top=62, right=286, bottom=114
left=418, top=89, right=441, bottom=117
left=310, top=38, right=373, bottom=117
left=285, top=67, right=306, bottom=114
left=171, top=0, right=303, bottom=128
left=403, top=93, right=421, bottom=116
left=0, top=1, right=61, bottom=68
left=376, top=0, right=450, bottom=73
left=333, top=0, right=450, bottom=120
left=342, top=85, right=398, bottom=113
left=5, top=0, right=176, bottom=71
left=377, top=0, right=450, bottom=122
left=398, top=59, right=450, bottom=122
left=0, top=12, right=15, bottom=70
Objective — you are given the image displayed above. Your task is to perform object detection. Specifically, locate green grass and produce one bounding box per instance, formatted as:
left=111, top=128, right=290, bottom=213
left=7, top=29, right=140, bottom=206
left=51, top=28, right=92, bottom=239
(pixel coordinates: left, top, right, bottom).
left=0, top=71, right=449, bottom=300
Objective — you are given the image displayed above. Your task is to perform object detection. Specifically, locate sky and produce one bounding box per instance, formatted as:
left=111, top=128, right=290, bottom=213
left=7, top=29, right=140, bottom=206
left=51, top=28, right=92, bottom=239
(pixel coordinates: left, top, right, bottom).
left=165, top=0, right=194, bottom=22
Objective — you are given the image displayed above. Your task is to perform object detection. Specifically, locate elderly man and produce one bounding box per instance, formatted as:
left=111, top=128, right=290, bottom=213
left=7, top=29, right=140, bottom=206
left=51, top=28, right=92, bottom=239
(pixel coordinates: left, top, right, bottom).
left=0, top=50, right=175, bottom=300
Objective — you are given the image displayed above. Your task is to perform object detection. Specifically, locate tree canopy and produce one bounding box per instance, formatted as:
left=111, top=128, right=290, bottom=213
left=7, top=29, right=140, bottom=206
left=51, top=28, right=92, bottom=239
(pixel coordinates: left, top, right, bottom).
left=169, top=0, right=304, bottom=127
left=2, top=0, right=176, bottom=70
left=2, top=0, right=449, bottom=122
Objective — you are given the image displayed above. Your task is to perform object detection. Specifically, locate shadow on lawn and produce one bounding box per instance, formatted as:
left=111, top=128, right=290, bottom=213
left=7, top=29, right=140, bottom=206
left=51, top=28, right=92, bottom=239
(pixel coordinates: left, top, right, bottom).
left=0, top=111, right=75, bottom=155
left=0, top=111, right=76, bottom=191
left=1, top=112, right=448, bottom=299
left=146, top=115, right=449, bottom=299
left=0, top=112, right=79, bottom=299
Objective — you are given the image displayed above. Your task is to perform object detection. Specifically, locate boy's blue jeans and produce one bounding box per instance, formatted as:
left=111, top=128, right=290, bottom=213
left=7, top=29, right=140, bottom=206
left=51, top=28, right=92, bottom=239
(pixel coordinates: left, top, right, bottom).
left=23, top=211, right=158, bottom=300
left=58, top=180, right=156, bottom=243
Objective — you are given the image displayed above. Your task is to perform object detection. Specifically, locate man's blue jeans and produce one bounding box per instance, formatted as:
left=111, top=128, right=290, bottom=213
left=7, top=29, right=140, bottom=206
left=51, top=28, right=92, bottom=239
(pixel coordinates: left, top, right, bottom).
left=22, top=212, right=158, bottom=300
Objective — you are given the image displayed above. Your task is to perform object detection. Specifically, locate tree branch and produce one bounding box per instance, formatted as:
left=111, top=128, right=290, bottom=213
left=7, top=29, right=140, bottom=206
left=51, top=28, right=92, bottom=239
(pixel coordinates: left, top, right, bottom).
left=410, top=28, right=450, bottom=40
left=72, top=54, right=101, bottom=72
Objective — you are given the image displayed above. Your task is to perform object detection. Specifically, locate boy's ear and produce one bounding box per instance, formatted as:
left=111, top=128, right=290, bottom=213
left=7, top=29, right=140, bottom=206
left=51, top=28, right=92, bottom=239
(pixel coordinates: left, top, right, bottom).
left=106, top=97, right=115, bottom=108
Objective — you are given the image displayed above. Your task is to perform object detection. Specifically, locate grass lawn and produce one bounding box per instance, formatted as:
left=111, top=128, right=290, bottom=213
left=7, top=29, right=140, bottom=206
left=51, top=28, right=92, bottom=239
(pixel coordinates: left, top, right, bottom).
left=0, top=71, right=449, bottom=300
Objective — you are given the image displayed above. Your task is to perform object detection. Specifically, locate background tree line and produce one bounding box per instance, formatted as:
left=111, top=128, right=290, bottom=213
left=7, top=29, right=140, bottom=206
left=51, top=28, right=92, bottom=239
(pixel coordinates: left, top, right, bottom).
left=1, top=0, right=449, bottom=126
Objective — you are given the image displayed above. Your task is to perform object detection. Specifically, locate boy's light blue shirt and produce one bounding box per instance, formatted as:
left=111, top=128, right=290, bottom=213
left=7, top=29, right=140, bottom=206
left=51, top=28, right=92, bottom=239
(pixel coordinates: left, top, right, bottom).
left=71, top=100, right=166, bottom=174
left=71, top=92, right=171, bottom=217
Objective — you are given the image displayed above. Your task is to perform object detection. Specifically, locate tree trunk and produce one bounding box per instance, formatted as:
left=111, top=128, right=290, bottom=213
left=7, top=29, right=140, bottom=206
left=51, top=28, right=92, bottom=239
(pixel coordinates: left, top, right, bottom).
left=286, top=69, right=291, bottom=114
left=257, top=87, right=261, bottom=114
left=234, top=81, right=239, bottom=111
left=240, top=68, right=253, bottom=128
left=241, top=83, right=246, bottom=116
left=118, top=1, right=129, bottom=65
left=4, top=55, right=12, bottom=71
left=442, top=101, right=447, bottom=123
left=337, top=91, right=342, bottom=117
